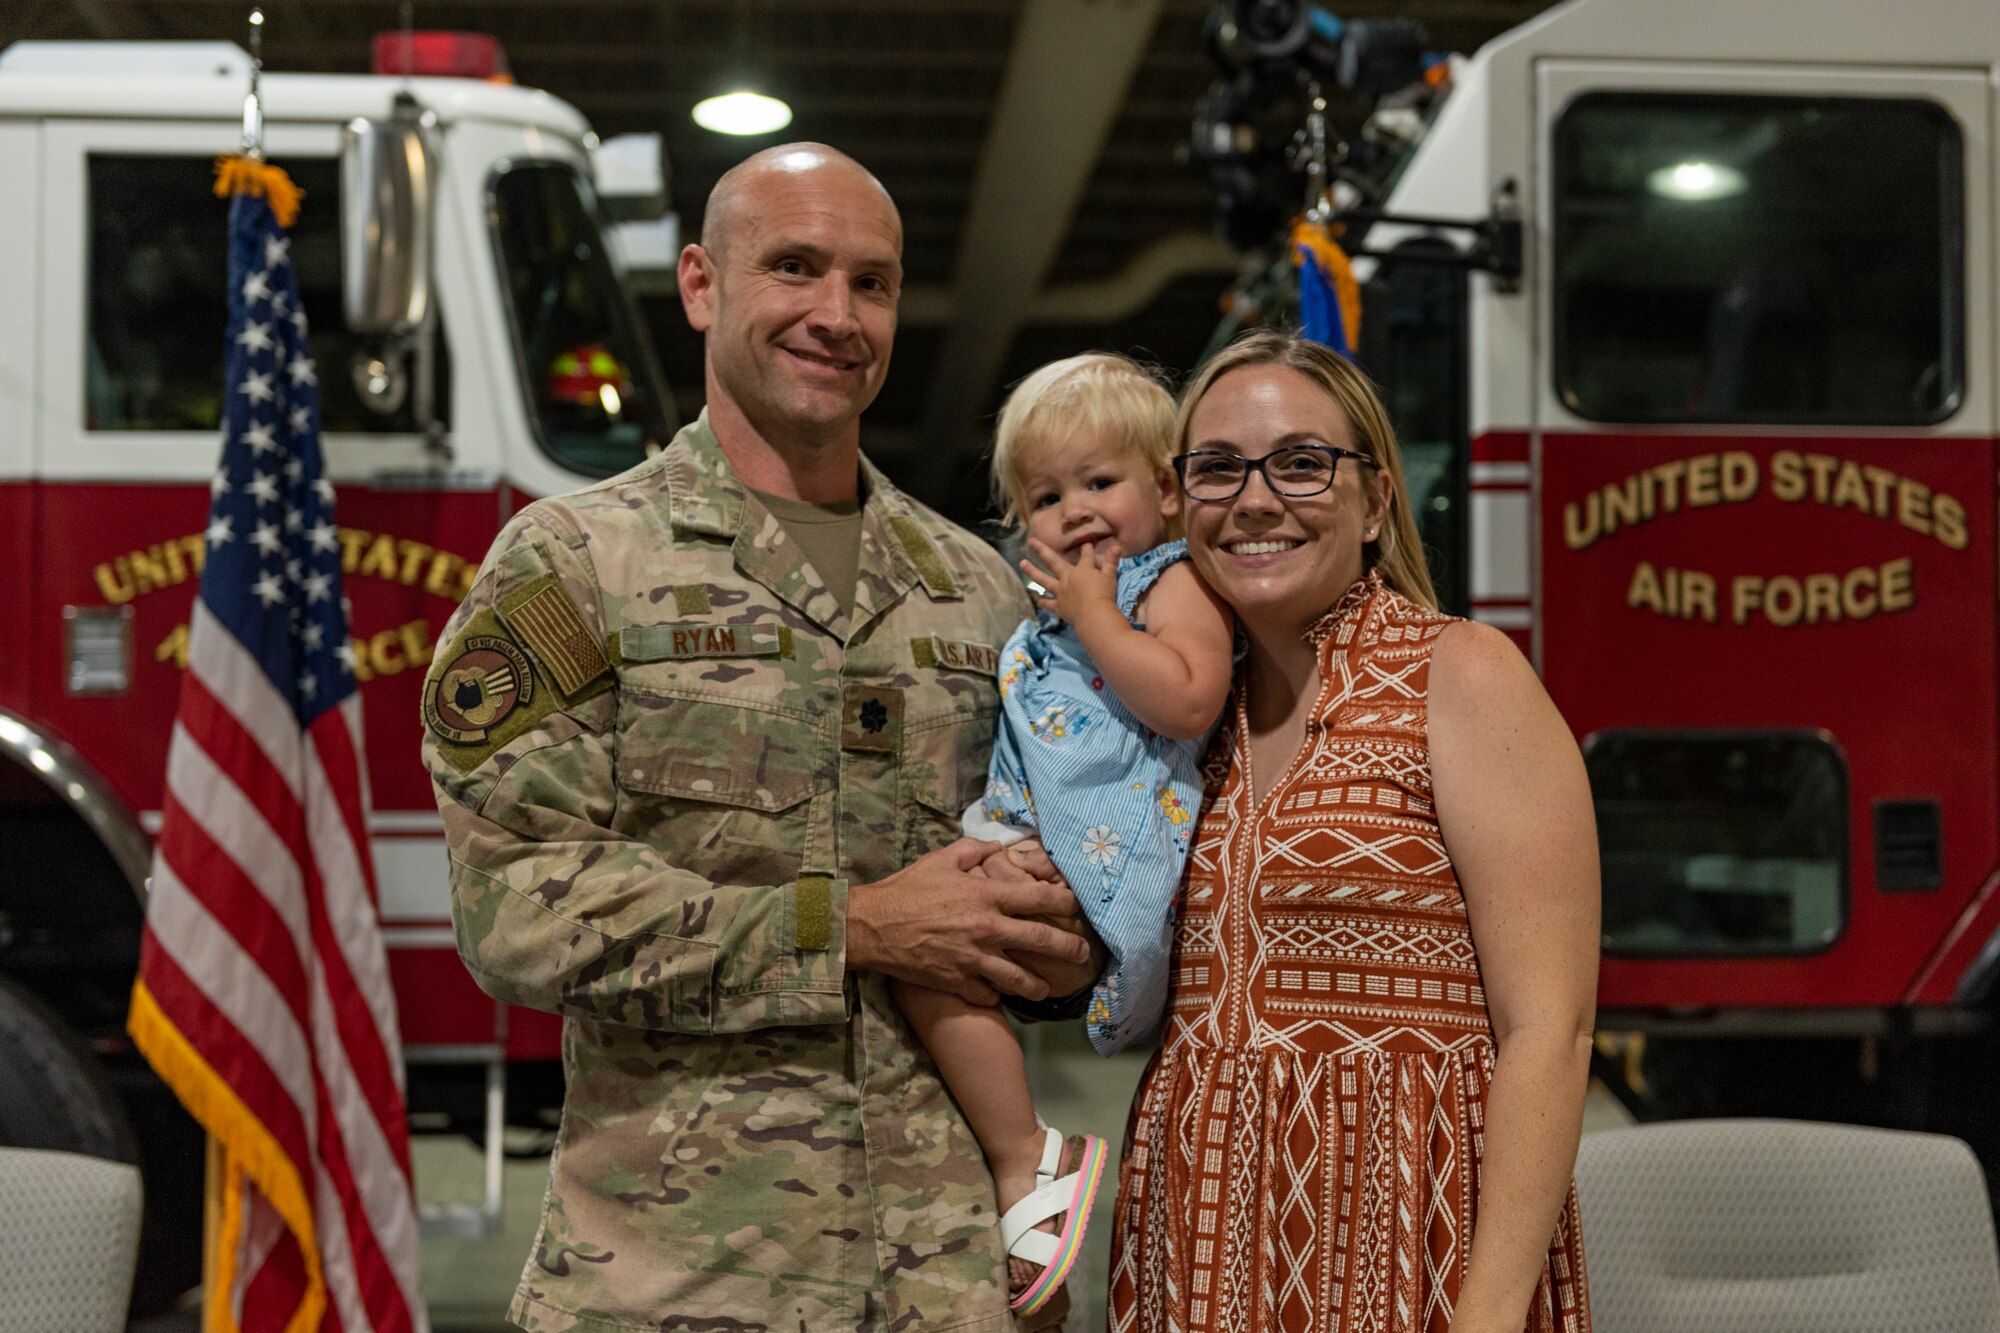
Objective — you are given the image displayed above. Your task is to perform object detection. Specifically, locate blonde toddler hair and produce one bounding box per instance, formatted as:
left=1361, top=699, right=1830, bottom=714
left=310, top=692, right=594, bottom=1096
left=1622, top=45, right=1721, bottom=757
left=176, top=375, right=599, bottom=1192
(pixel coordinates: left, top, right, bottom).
left=990, top=352, right=1177, bottom=532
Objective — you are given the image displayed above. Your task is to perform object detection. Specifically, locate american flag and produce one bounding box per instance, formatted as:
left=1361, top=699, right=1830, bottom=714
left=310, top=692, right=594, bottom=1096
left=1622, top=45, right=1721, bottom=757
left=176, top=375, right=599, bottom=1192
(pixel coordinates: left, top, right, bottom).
left=127, top=162, right=427, bottom=1333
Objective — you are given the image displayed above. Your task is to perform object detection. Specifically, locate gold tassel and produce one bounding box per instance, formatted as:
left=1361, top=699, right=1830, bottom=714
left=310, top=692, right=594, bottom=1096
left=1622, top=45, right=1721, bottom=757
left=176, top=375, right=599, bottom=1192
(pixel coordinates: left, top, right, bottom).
left=213, top=155, right=304, bottom=230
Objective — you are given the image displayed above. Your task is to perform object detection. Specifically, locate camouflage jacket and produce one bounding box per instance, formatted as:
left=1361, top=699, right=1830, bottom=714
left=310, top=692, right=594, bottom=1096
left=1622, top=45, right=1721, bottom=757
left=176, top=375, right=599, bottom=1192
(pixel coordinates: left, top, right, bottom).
left=421, top=414, right=1030, bottom=1332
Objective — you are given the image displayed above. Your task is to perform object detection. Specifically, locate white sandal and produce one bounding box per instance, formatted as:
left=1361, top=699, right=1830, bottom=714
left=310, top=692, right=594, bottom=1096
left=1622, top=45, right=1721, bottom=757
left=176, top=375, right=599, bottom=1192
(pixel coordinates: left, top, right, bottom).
left=1000, top=1125, right=1108, bottom=1315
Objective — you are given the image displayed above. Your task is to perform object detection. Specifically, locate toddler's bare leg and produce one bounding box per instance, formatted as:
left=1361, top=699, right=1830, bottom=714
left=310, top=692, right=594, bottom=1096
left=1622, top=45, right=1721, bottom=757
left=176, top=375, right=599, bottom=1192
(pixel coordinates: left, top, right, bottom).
left=892, top=979, right=1058, bottom=1292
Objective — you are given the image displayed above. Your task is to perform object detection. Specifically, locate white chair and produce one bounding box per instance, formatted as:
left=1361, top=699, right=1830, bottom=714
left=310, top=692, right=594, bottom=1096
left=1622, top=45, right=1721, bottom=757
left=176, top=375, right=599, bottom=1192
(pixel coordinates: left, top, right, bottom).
left=1574, top=1119, right=2000, bottom=1333
left=0, top=1147, right=143, bottom=1333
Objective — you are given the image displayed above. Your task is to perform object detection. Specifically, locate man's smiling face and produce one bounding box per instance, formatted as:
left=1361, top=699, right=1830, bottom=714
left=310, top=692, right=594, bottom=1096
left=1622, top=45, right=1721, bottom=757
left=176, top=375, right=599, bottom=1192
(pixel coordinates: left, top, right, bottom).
left=685, top=149, right=903, bottom=448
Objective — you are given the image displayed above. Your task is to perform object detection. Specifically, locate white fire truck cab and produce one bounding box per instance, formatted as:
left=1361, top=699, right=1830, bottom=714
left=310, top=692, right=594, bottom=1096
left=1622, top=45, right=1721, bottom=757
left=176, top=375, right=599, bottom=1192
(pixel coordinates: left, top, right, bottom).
left=0, top=36, right=676, bottom=1308
left=1347, top=0, right=1998, bottom=1183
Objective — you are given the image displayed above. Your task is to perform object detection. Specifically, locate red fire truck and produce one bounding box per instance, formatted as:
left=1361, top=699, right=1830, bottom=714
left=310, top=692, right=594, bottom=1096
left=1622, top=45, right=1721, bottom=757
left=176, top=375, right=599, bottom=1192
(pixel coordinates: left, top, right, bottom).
left=0, top=36, right=676, bottom=1305
left=1219, top=0, right=1998, bottom=1183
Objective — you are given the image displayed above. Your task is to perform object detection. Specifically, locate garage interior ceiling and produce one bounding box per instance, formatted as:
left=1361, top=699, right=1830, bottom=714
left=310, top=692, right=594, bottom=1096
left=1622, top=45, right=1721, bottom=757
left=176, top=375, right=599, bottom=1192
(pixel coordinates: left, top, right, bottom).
left=10, top=0, right=1555, bottom=523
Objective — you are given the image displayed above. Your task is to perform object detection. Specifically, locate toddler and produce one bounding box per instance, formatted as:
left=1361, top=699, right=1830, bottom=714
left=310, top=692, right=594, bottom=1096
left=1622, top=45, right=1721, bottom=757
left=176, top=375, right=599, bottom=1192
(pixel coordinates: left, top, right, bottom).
left=892, top=353, right=1233, bottom=1314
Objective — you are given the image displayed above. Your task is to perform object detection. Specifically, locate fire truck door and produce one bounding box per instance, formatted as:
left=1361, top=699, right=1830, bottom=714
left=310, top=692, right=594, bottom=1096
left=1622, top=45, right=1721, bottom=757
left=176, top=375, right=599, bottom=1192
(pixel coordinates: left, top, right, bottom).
left=1528, top=60, right=1996, bottom=1010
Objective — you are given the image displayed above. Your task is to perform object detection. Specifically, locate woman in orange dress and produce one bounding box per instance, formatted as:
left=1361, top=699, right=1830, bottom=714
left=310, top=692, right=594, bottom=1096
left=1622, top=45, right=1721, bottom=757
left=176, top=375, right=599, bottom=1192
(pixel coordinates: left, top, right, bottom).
left=1108, top=331, right=1598, bottom=1333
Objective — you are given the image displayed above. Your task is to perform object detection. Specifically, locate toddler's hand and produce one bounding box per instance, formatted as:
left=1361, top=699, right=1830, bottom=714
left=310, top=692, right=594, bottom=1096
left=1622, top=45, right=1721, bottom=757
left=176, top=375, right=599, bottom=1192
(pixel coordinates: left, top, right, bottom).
left=1021, top=537, right=1121, bottom=625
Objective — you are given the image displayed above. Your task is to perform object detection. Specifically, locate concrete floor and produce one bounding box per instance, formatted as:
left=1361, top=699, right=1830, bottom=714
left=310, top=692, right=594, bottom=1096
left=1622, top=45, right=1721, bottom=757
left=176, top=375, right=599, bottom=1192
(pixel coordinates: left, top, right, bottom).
left=412, top=1023, right=1635, bottom=1332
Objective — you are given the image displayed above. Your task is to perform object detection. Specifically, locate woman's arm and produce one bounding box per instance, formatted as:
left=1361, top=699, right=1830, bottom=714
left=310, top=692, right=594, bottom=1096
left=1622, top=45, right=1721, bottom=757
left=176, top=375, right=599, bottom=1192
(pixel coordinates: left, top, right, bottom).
left=1426, top=621, right=1600, bottom=1333
left=1021, top=541, right=1233, bottom=739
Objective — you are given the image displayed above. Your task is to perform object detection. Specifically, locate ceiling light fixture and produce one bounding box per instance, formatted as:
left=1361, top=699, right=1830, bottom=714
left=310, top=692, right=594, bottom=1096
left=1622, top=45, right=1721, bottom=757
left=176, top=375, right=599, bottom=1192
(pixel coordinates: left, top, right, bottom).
left=1647, top=160, right=1746, bottom=201
left=692, top=90, right=793, bottom=136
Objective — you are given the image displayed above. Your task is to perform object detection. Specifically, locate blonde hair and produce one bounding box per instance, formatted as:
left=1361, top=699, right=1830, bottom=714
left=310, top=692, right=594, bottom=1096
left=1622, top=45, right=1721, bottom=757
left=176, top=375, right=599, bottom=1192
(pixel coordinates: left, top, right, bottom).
left=1174, top=330, right=1439, bottom=611
left=990, top=353, right=1178, bottom=531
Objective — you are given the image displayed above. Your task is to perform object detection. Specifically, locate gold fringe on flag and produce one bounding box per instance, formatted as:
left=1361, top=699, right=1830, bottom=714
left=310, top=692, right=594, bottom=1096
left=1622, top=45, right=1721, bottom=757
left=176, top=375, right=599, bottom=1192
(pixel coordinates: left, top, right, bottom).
left=1290, top=218, right=1364, bottom=353
left=129, top=981, right=327, bottom=1333
left=214, top=155, right=304, bottom=230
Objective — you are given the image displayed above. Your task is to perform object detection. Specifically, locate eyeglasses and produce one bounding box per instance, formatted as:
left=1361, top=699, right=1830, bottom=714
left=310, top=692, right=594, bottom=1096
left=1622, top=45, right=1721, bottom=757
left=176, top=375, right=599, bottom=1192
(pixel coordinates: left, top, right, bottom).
left=1171, top=444, right=1379, bottom=503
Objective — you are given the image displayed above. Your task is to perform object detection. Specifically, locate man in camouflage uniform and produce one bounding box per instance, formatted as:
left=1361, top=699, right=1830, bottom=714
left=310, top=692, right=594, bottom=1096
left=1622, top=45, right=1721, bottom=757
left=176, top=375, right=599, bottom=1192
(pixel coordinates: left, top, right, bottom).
left=422, top=143, right=1095, bottom=1332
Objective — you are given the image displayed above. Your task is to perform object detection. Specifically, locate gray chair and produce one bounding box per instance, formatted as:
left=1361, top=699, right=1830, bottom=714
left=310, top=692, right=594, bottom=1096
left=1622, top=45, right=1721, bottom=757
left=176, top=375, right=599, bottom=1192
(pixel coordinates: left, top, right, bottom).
left=0, top=1147, right=143, bottom=1333
left=1574, top=1119, right=2000, bottom=1332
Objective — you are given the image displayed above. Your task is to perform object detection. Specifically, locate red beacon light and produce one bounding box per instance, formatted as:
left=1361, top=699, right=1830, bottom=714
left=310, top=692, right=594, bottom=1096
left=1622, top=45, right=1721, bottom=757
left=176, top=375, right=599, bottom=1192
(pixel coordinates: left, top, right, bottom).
left=370, top=31, right=513, bottom=83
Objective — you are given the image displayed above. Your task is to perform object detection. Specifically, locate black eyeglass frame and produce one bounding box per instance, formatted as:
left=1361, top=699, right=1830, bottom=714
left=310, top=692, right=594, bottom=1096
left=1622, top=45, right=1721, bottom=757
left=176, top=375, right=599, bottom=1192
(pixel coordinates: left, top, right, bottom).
left=1171, top=444, right=1381, bottom=503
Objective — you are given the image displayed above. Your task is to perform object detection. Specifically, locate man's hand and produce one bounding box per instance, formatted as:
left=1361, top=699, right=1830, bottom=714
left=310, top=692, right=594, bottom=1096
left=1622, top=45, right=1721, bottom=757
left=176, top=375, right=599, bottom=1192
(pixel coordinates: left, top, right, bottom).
left=979, top=838, right=1106, bottom=1003
left=849, top=839, right=1091, bottom=1006
left=1021, top=537, right=1121, bottom=627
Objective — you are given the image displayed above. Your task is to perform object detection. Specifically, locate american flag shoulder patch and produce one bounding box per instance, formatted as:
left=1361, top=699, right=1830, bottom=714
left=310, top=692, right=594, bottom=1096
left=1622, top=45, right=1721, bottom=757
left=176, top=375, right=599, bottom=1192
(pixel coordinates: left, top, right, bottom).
left=499, top=574, right=611, bottom=701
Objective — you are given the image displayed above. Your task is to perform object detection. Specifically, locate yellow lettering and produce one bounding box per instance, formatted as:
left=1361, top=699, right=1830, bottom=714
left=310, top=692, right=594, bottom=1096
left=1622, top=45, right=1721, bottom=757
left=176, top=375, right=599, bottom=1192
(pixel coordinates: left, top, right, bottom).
left=367, top=629, right=406, bottom=677
left=423, top=551, right=464, bottom=599
left=154, top=623, right=189, bottom=669
left=1563, top=494, right=1601, bottom=550
left=395, top=540, right=434, bottom=586
left=1803, top=573, right=1840, bottom=624
left=1862, top=465, right=1897, bottom=518
left=1731, top=575, right=1763, bottom=626
left=1720, top=452, right=1758, bottom=503
left=178, top=533, right=207, bottom=577
left=1830, top=461, right=1870, bottom=512
left=161, top=539, right=188, bottom=585
left=129, top=546, right=172, bottom=596
left=358, top=535, right=399, bottom=580
left=1896, top=478, right=1933, bottom=538
left=1682, top=570, right=1716, bottom=623
left=338, top=527, right=369, bottom=574
left=397, top=619, right=435, bottom=671
left=1804, top=453, right=1838, bottom=502
left=1880, top=557, right=1915, bottom=612
left=1771, top=450, right=1805, bottom=502
left=1841, top=566, right=1878, bottom=620
left=94, top=559, right=136, bottom=605
left=1763, top=575, right=1804, bottom=627
left=1685, top=454, right=1720, bottom=507
left=348, top=637, right=373, bottom=683
left=1626, top=562, right=1664, bottom=614
left=1602, top=476, right=1642, bottom=534
left=1652, top=459, right=1688, bottom=514
left=1933, top=493, right=1968, bottom=550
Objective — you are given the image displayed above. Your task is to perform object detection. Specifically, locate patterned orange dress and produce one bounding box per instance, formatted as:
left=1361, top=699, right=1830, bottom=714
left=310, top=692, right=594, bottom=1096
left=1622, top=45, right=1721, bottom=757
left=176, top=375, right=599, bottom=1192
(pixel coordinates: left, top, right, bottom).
left=1107, top=572, right=1590, bottom=1333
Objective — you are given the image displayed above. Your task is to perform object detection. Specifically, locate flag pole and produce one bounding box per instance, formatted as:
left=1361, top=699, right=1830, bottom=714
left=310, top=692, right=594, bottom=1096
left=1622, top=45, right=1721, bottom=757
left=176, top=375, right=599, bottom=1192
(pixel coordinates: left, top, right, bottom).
left=202, top=8, right=266, bottom=1318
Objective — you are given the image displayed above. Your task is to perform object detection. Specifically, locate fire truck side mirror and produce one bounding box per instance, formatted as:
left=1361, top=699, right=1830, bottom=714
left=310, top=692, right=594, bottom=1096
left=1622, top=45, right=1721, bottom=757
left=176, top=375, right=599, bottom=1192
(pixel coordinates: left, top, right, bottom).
left=341, top=93, right=437, bottom=336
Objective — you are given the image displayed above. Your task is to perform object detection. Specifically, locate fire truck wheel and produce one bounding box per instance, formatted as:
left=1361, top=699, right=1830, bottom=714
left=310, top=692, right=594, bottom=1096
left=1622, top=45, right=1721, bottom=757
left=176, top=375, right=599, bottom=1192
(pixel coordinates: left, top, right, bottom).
left=0, top=971, right=140, bottom=1164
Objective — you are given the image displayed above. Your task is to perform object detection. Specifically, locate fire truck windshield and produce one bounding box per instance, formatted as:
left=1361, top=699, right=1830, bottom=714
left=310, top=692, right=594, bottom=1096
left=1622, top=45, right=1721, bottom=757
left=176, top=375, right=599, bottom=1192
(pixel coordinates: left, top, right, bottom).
left=489, top=160, right=674, bottom=476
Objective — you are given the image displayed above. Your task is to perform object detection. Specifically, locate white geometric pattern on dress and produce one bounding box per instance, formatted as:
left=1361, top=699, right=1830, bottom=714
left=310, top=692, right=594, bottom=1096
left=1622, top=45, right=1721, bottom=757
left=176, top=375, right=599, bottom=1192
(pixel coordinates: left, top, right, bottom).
left=1110, top=572, right=1590, bottom=1333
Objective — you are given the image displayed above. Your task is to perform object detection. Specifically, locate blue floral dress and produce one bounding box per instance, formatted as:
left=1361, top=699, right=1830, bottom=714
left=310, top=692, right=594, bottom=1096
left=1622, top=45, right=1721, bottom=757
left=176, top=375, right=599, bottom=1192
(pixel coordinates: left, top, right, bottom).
left=978, top=540, right=1213, bottom=1055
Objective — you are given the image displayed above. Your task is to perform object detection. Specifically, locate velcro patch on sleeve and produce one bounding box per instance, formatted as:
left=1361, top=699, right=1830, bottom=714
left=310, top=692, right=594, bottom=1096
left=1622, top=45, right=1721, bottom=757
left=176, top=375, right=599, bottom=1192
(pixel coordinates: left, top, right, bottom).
left=795, top=875, right=833, bottom=952
left=424, top=610, right=561, bottom=774
left=619, top=623, right=795, bottom=662
left=672, top=584, right=713, bottom=615
left=911, top=635, right=998, bottom=675
left=499, top=575, right=611, bottom=700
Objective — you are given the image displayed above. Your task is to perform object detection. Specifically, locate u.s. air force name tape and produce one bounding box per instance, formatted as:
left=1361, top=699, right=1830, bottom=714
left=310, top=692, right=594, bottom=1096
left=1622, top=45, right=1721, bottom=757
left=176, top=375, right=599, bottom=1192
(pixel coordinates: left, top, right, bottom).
left=618, top=622, right=796, bottom=661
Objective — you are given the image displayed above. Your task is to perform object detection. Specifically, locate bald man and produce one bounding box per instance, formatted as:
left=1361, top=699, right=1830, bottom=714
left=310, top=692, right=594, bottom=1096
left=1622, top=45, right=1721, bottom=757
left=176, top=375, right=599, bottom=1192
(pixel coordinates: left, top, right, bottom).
left=422, top=144, right=1091, bottom=1331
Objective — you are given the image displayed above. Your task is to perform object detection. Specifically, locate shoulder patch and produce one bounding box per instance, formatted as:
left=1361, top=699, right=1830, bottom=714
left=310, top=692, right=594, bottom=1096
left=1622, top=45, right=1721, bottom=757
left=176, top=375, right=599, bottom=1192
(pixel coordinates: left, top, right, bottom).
left=424, top=611, right=561, bottom=772
left=499, top=575, right=611, bottom=701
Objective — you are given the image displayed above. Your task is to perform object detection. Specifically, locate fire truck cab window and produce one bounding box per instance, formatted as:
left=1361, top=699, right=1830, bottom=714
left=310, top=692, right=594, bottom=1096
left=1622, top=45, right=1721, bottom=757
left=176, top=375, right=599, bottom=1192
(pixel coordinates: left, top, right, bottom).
left=86, top=154, right=450, bottom=434
left=1587, top=731, right=1848, bottom=956
left=1553, top=93, right=1962, bottom=425
left=488, top=162, right=672, bottom=476
left=1361, top=244, right=1468, bottom=615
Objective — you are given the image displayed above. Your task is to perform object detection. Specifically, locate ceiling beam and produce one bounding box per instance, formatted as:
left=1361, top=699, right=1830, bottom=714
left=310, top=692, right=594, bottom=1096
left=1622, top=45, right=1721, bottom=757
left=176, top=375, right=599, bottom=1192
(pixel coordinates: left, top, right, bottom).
left=914, top=0, right=1164, bottom=479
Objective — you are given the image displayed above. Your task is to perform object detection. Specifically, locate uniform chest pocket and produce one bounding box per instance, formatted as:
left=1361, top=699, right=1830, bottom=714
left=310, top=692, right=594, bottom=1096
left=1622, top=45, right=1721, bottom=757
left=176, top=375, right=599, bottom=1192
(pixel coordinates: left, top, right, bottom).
left=615, top=689, right=820, bottom=885
left=900, top=699, right=999, bottom=860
